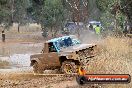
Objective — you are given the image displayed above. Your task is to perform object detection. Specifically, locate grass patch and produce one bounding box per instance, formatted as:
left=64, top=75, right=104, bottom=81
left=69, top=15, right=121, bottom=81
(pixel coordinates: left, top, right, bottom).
left=86, top=36, right=132, bottom=88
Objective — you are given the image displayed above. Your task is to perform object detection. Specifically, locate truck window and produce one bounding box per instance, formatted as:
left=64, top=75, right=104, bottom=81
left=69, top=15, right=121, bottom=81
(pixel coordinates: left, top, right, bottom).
left=48, top=42, right=57, bottom=52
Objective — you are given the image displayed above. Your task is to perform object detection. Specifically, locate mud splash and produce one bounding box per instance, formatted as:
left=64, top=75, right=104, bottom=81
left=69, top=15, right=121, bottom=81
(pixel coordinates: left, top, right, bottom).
left=0, top=54, right=34, bottom=69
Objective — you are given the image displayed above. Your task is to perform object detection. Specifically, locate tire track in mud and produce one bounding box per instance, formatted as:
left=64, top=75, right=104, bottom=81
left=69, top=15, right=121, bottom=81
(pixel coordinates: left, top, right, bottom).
left=0, top=72, right=73, bottom=88
left=0, top=71, right=103, bottom=88
left=42, top=80, right=102, bottom=88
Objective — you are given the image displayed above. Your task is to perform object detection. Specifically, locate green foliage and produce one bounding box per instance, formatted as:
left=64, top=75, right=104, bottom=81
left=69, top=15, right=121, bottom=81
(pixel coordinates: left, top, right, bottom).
left=87, top=0, right=101, bottom=20
left=0, top=0, right=131, bottom=32
left=120, top=0, right=132, bottom=14
left=0, top=0, right=30, bottom=29
left=100, top=11, right=114, bottom=28
left=96, top=0, right=115, bottom=12
left=0, top=0, right=12, bottom=28
left=28, top=0, right=66, bottom=29
left=96, top=0, right=128, bottom=32
left=43, top=0, right=65, bottom=27
left=27, top=0, right=45, bottom=23
left=0, top=0, right=8, bottom=5
left=120, top=0, right=132, bottom=23
left=116, top=12, right=125, bottom=29
left=13, top=0, right=30, bottom=25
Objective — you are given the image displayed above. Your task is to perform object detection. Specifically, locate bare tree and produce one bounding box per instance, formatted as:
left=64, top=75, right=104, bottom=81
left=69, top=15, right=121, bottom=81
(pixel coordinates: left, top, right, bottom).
left=65, top=0, right=88, bottom=37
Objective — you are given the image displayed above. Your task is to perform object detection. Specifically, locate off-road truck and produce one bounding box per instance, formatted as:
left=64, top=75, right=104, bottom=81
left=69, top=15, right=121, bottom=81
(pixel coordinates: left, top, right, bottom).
left=30, top=35, right=97, bottom=74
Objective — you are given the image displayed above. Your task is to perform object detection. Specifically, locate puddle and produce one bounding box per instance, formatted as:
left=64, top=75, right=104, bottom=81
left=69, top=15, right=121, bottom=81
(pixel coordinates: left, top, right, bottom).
left=0, top=42, right=43, bottom=70
left=0, top=54, right=36, bottom=69
left=9, top=54, right=31, bottom=66
left=19, top=43, right=43, bottom=47
left=0, top=54, right=61, bottom=73
left=0, top=42, right=43, bottom=57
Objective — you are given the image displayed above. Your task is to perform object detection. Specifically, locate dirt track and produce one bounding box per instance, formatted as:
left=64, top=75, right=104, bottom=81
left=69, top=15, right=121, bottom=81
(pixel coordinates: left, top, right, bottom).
left=0, top=30, right=131, bottom=88
left=0, top=31, right=100, bottom=88
left=0, top=72, right=102, bottom=88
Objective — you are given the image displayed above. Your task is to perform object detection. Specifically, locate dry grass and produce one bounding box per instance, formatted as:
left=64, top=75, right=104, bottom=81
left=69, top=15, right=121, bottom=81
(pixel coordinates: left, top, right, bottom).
left=0, top=23, right=44, bottom=43
left=86, top=36, right=132, bottom=88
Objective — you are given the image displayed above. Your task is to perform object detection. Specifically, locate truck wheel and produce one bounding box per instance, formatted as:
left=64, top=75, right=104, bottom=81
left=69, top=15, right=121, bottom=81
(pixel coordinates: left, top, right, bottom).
left=33, top=62, right=43, bottom=74
left=61, top=61, right=77, bottom=74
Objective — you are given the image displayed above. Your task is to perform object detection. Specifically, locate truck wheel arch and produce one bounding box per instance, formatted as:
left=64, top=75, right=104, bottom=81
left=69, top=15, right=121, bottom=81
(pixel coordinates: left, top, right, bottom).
left=30, top=58, right=42, bottom=66
left=59, top=56, right=80, bottom=65
left=59, top=56, right=67, bottom=65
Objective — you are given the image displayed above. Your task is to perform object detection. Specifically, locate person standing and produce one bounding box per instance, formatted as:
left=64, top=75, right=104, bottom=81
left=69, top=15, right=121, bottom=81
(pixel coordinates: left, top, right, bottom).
left=89, top=24, right=93, bottom=31
left=2, top=30, right=5, bottom=42
left=95, top=25, right=101, bottom=35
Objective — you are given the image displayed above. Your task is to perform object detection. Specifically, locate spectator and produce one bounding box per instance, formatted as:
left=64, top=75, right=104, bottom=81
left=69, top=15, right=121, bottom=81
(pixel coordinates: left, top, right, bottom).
left=2, top=30, right=5, bottom=42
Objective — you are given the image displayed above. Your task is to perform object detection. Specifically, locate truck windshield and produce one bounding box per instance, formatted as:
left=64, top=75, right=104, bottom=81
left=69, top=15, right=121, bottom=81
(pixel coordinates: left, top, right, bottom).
left=54, top=37, right=80, bottom=52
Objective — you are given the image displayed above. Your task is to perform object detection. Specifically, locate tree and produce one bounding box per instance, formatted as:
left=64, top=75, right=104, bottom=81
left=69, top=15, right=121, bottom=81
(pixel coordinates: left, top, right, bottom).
left=120, top=0, right=132, bottom=32
left=62, top=0, right=89, bottom=37
left=0, top=0, right=12, bottom=29
left=28, top=0, right=66, bottom=37
left=96, top=0, right=115, bottom=27
left=63, top=0, right=88, bottom=22
left=96, top=0, right=132, bottom=33
left=27, top=0, right=45, bottom=24
left=13, top=0, right=30, bottom=32
left=43, top=0, right=66, bottom=37
left=0, top=0, right=30, bottom=31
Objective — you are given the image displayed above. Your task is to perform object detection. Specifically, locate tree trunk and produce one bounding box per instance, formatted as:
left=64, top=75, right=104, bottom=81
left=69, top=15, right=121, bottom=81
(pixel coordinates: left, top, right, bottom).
left=77, top=22, right=80, bottom=38
left=54, top=26, right=58, bottom=37
left=127, top=17, right=132, bottom=34
left=18, top=23, right=20, bottom=32
left=114, top=11, right=120, bottom=35
left=51, top=27, right=54, bottom=37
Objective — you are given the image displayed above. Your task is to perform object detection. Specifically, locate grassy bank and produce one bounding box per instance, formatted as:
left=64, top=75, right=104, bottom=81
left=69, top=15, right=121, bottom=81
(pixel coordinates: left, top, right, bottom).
left=87, top=36, right=132, bottom=88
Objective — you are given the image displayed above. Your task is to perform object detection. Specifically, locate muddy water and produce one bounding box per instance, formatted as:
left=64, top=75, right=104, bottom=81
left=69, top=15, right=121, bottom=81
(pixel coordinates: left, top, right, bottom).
left=0, top=42, right=43, bottom=69
left=0, top=42, right=43, bottom=56
left=0, top=54, right=31, bottom=68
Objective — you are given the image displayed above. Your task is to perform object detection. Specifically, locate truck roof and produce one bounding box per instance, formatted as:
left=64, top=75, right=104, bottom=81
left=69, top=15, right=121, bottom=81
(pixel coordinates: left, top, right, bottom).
left=47, top=35, right=77, bottom=43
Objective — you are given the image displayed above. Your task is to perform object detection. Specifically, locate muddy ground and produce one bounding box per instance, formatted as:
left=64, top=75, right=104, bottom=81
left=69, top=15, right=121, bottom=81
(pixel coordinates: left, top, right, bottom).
left=0, top=72, right=103, bottom=88
left=0, top=29, right=132, bottom=88
left=0, top=31, right=93, bottom=88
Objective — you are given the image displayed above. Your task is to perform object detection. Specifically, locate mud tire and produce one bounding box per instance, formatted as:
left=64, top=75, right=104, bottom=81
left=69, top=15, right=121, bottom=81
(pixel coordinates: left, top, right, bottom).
left=33, top=62, right=43, bottom=74
left=61, top=61, right=77, bottom=74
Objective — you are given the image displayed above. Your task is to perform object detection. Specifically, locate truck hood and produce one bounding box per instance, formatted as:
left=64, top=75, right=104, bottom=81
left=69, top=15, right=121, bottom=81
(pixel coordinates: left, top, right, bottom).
left=59, top=44, right=95, bottom=54
left=30, top=54, right=43, bottom=59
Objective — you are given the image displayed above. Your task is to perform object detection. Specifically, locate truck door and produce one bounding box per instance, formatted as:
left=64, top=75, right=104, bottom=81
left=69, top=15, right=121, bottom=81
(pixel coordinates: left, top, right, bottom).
left=47, top=42, right=60, bottom=66
left=48, top=52, right=60, bottom=66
